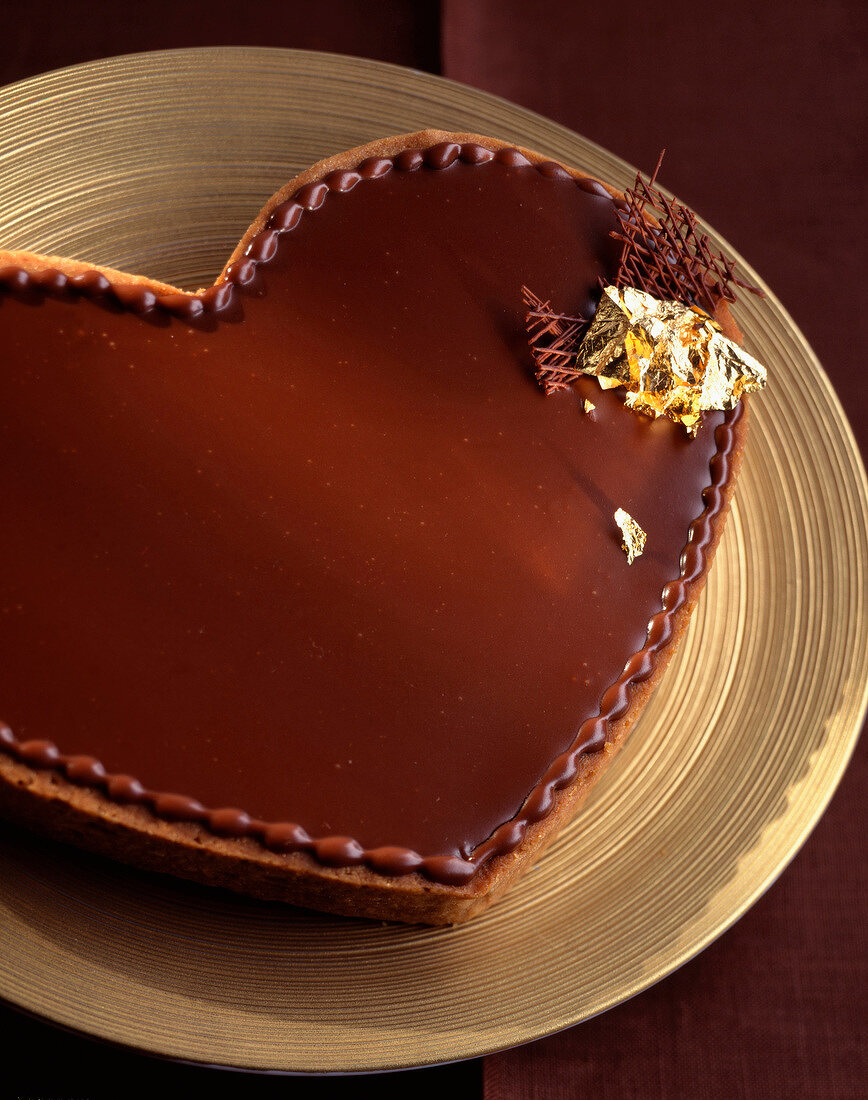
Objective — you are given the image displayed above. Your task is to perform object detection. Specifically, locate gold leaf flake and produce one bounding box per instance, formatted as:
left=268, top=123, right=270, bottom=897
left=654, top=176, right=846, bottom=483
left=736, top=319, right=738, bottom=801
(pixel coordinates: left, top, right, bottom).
left=614, top=508, right=646, bottom=564
left=576, top=286, right=766, bottom=434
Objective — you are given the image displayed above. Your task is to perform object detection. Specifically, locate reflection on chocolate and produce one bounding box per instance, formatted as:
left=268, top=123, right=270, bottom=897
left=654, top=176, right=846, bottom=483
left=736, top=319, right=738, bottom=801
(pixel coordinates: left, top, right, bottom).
left=0, top=150, right=735, bottom=883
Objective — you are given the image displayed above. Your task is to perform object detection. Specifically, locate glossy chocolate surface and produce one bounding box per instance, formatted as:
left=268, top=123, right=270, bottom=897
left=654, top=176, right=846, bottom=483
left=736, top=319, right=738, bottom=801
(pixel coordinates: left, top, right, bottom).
left=0, top=147, right=731, bottom=883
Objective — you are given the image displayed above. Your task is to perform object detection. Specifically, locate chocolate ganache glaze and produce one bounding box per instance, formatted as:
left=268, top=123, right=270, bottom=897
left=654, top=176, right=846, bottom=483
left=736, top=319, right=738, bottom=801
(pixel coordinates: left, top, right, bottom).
left=0, top=142, right=736, bottom=886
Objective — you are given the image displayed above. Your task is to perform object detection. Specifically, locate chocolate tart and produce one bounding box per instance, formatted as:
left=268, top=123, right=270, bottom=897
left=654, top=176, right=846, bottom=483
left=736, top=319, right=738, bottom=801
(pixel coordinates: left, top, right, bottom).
left=0, top=131, right=747, bottom=924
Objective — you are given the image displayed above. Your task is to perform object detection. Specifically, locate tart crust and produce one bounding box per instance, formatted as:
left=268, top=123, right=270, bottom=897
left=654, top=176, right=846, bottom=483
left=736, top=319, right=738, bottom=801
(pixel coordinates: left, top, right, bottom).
left=0, top=131, right=748, bottom=924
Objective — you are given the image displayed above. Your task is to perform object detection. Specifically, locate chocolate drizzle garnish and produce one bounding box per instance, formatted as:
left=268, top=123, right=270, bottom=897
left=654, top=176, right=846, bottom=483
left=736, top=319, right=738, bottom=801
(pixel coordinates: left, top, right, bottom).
left=612, top=151, right=764, bottom=314
left=521, top=285, right=589, bottom=394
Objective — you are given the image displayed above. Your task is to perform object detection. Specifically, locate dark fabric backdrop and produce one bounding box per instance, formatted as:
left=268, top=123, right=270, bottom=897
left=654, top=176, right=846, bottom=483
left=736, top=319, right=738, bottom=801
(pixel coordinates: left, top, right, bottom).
left=2, top=3, right=865, bottom=1097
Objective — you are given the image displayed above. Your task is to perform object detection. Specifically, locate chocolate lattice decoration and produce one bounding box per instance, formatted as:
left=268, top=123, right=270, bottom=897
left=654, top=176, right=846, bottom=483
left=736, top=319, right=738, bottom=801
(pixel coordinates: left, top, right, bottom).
left=521, top=286, right=589, bottom=394
left=613, top=152, right=764, bottom=315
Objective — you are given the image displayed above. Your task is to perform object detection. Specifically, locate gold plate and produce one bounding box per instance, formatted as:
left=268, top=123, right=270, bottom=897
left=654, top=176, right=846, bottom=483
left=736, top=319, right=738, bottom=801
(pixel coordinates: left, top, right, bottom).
left=0, top=48, right=865, bottom=1074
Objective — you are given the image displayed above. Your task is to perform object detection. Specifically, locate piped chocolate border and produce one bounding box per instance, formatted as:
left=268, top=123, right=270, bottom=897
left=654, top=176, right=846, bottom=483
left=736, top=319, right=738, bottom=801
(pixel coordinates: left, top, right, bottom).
left=0, top=140, right=739, bottom=888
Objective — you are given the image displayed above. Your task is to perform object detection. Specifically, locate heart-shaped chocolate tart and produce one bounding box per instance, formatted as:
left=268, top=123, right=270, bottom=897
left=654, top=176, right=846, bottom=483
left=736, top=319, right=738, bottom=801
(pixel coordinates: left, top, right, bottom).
left=0, top=131, right=746, bottom=923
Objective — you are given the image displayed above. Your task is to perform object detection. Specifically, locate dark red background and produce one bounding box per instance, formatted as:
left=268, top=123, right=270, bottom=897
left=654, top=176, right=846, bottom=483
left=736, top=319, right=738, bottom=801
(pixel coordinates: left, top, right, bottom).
left=2, top=3, right=865, bottom=1096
